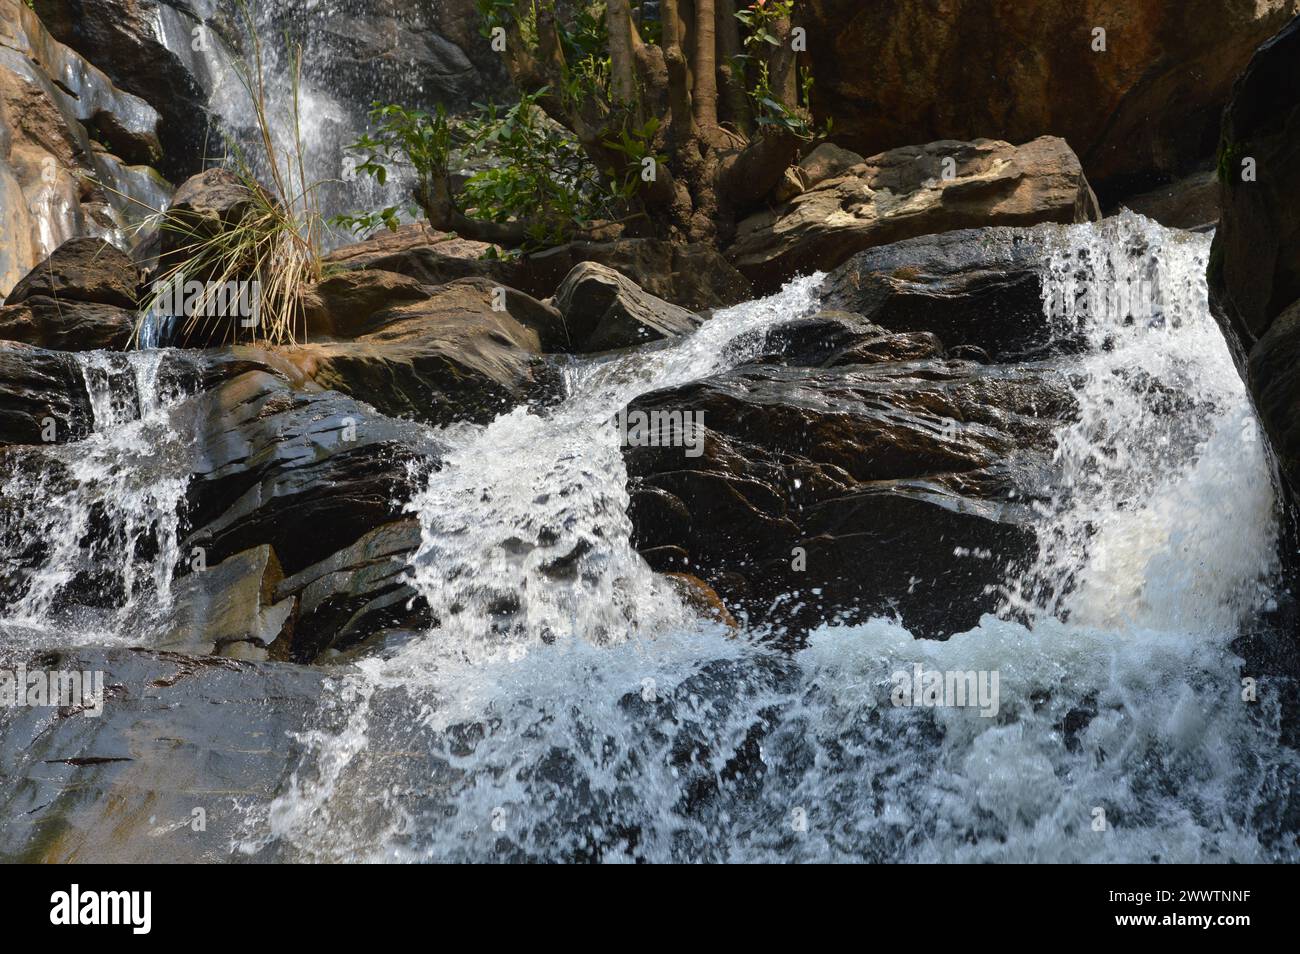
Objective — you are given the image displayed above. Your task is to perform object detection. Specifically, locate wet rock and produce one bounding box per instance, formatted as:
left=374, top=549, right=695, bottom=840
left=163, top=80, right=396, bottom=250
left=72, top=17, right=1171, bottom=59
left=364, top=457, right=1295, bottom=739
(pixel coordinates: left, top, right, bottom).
left=730, top=137, right=1098, bottom=293
left=623, top=356, right=1070, bottom=640
left=30, top=0, right=216, bottom=182
left=0, top=296, right=135, bottom=351
left=0, top=0, right=167, bottom=295
left=179, top=369, right=438, bottom=576
left=1208, top=17, right=1300, bottom=495
left=286, top=279, right=561, bottom=426
left=285, top=0, right=504, bottom=111
left=755, top=311, right=944, bottom=368
left=273, top=519, right=431, bottom=663
left=159, top=544, right=294, bottom=657
left=155, top=345, right=321, bottom=396
left=0, top=342, right=92, bottom=445
left=554, top=262, right=702, bottom=352
left=0, top=646, right=329, bottom=862
left=3, top=237, right=138, bottom=309
left=818, top=227, right=1061, bottom=359
left=519, top=239, right=754, bottom=310
left=801, top=0, right=1300, bottom=198
left=665, top=573, right=739, bottom=631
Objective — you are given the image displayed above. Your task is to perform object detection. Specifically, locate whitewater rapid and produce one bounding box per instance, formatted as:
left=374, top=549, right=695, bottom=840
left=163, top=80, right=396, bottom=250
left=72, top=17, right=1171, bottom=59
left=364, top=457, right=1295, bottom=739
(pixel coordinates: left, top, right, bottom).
left=0, top=214, right=1294, bottom=860
left=234, top=213, right=1297, bottom=862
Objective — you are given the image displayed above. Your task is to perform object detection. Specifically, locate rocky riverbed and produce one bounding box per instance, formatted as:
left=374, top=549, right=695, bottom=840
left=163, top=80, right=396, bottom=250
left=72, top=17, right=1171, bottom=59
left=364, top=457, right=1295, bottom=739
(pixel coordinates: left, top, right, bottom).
left=2, top=0, right=1299, bottom=863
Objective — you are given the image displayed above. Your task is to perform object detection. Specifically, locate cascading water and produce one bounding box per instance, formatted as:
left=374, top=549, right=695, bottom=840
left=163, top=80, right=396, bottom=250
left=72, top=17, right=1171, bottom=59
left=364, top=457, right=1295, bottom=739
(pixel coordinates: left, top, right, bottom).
left=221, top=212, right=1299, bottom=862
left=0, top=351, right=191, bottom=646
left=191, top=0, right=456, bottom=243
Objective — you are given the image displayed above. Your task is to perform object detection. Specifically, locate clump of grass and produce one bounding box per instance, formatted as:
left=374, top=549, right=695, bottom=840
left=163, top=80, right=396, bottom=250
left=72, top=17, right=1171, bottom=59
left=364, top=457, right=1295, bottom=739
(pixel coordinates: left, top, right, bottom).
left=122, top=0, right=326, bottom=348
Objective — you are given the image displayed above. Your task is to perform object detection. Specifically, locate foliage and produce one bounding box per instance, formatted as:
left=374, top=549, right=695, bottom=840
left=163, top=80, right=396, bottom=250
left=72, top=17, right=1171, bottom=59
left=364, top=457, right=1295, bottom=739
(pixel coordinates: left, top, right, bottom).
left=338, top=86, right=656, bottom=249
left=340, top=0, right=823, bottom=249
left=735, top=1, right=795, bottom=55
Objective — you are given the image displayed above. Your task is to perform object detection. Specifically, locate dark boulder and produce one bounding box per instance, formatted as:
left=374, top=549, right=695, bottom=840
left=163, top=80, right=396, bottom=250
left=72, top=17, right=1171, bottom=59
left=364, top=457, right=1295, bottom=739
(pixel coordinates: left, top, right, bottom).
left=177, top=369, right=439, bottom=576
left=273, top=519, right=431, bottom=663
left=623, top=355, right=1071, bottom=640
left=0, top=297, right=135, bottom=351
left=3, top=237, right=138, bottom=309
left=1208, top=17, right=1300, bottom=493
left=754, top=311, right=944, bottom=368
left=818, top=227, right=1065, bottom=359
left=0, top=343, right=92, bottom=445
left=553, top=262, right=703, bottom=352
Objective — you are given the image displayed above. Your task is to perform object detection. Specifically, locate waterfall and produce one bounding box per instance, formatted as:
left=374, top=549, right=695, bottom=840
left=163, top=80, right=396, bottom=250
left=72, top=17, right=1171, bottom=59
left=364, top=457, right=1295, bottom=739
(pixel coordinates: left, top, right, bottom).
left=189, top=1, right=447, bottom=242
left=0, top=351, right=191, bottom=646
left=1006, top=213, right=1280, bottom=631
left=227, top=214, right=1298, bottom=863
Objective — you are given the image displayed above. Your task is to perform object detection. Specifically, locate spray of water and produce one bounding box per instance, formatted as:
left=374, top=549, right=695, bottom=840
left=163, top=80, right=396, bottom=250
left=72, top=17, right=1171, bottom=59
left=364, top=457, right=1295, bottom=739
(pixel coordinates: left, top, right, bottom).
left=0, top=351, right=191, bottom=645
left=242, top=215, right=1298, bottom=862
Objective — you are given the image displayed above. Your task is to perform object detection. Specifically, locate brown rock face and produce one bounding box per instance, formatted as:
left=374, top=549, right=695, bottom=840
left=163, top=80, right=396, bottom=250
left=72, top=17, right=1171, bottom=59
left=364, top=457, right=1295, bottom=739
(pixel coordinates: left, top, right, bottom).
left=729, top=137, right=1098, bottom=293
left=553, top=262, right=703, bottom=352
left=0, top=237, right=141, bottom=350
left=158, top=169, right=260, bottom=272
left=287, top=279, right=561, bottom=427
left=327, top=231, right=756, bottom=312
left=0, top=296, right=135, bottom=351
left=30, top=0, right=212, bottom=181
left=801, top=0, right=1300, bottom=198
left=3, top=237, right=138, bottom=309
left=0, top=0, right=167, bottom=297
left=1208, top=17, right=1300, bottom=493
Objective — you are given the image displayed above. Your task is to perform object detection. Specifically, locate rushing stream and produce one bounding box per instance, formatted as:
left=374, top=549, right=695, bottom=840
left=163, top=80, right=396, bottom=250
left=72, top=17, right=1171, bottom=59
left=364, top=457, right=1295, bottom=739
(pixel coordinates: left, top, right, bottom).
left=247, top=214, right=1293, bottom=862
left=1, top=214, right=1296, bottom=861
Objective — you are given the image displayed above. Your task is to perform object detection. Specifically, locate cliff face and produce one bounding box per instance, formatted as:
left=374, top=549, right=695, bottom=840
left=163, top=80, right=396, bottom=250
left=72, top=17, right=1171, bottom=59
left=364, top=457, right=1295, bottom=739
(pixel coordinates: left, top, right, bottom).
left=0, top=0, right=168, bottom=297
left=1209, top=17, right=1300, bottom=492
left=801, top=0, right=1300, bottom=199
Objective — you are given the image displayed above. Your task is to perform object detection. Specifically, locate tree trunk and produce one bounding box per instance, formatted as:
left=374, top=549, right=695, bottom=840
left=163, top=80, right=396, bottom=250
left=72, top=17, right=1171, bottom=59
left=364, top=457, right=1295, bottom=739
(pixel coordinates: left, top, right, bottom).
left=693, top=0, right=718, bottom=129
left=716, top=0, right=750, bottom=133
left=769, top=15, right=799, bottom=109
left=606, top=0, right=638, bottom=104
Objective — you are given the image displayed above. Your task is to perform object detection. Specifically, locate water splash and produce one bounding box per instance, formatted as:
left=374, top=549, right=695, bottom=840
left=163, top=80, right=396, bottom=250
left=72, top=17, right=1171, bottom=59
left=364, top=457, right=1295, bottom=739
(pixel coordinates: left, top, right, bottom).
left=1006, top=212, right=1279, bottom=630
left=0, top=350, right=191, bottom=644
left=194, top=0, right=437, bottom=243
left=245, top=216, right=1298, bottom=862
